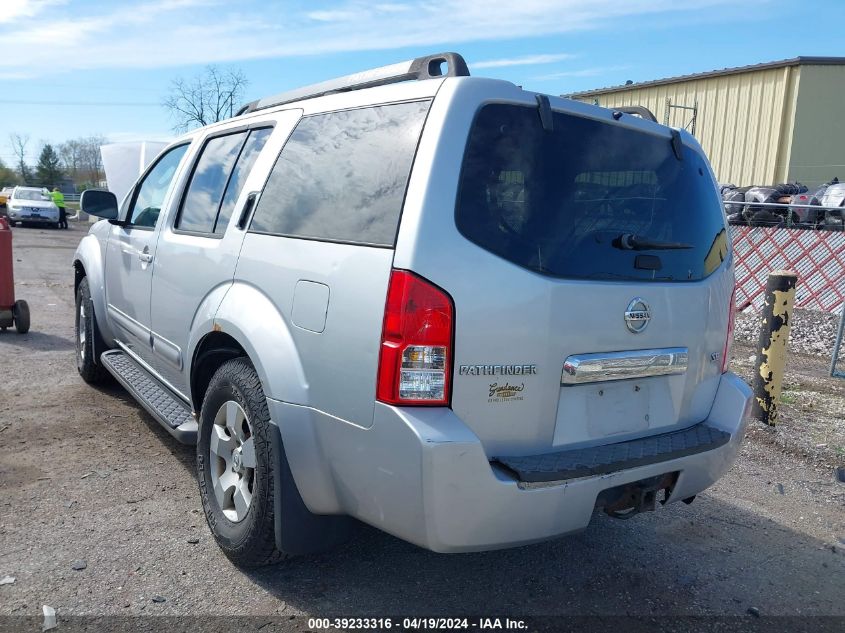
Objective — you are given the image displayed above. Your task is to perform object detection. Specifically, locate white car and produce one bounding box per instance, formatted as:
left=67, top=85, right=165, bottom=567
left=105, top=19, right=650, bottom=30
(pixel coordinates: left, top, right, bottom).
left=6, top=186, right=60, bottom=228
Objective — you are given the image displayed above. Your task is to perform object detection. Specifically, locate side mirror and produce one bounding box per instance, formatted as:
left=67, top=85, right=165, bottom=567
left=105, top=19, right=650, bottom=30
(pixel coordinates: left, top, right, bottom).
left=80, top=189, right=119, bottom=220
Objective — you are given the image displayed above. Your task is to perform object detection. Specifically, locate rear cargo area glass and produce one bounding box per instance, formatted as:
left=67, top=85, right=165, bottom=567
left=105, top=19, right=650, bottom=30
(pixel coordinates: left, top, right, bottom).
left=455, top=104, right=728, bottom=281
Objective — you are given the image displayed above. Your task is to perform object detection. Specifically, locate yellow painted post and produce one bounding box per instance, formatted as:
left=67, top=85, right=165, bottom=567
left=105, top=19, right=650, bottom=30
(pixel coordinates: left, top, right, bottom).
left=751, top=270, right=798, bottom=425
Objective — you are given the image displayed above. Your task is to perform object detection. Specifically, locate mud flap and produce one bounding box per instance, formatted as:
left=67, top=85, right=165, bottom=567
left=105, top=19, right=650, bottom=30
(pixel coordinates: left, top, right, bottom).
left=268, top=420, right=353, bottom=555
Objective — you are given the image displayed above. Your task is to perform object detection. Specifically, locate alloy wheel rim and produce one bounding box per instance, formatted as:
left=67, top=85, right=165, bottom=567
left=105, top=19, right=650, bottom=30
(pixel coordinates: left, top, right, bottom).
left=209, top=400, right=255, bottom=523
left=77, top=301, right=86, bottom=365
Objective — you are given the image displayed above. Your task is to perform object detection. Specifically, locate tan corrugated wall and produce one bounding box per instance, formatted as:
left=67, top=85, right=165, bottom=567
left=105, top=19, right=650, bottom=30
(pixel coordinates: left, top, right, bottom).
left=572, top=67, right=801, bottom=186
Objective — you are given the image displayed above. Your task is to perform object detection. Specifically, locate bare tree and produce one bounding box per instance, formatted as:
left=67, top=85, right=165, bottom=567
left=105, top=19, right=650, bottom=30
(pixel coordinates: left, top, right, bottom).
left=162, top=66, right=249, bottom=132
left=9, top=133, right=31, bottom=183
left=79, top=135, right=106, bottom=186
left=58, top=139, right=83, bottom=182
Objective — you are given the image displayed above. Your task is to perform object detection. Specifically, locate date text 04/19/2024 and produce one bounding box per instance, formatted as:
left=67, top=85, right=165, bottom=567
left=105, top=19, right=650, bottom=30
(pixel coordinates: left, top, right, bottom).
left=307, top=617, right=528, bottom=630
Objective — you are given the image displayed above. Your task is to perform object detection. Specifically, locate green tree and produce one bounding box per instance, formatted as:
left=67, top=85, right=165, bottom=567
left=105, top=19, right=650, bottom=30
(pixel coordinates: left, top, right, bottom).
left=35, top=144, right=64, bottom=187
left=0, top=158, right=17, bottom=187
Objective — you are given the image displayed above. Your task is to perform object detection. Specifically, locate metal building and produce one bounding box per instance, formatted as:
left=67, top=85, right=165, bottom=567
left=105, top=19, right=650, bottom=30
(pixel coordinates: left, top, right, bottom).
left=567, top=57, right=845, bottom=188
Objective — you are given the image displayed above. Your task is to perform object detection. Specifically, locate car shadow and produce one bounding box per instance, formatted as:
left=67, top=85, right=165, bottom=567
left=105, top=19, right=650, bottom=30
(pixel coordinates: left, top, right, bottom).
left=92, top=380, right=196, bottom=469
left=0, top=329, right=76, bottom=351
left=105, top=386, right=845, bottom=617
left=237, top=494, right=844, bottom=617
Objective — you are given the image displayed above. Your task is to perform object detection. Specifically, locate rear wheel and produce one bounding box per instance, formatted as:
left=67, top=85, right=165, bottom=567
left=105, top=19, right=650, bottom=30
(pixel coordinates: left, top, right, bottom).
left=12, top=300, right=29, bottom=334
left=75, top=277, right=108, bottom=383
left=197, top=358, right=288, bottom=567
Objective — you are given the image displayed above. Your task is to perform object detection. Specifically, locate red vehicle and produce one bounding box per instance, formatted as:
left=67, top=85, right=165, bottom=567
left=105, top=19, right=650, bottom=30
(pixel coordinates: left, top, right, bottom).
left=0, top=217, right=30, bottom=333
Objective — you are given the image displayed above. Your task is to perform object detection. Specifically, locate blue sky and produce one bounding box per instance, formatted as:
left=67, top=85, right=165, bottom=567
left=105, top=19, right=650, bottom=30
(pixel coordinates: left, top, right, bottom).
left=2, top=0, right=844, bottom=164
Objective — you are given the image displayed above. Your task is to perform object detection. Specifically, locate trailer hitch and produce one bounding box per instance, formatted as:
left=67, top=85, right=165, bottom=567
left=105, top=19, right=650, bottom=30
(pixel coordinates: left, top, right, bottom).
left=596, top=472, right=678, bottom=520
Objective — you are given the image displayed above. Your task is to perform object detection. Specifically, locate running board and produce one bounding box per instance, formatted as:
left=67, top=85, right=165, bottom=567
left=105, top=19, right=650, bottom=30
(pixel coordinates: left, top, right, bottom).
left=100, top=349, right=197, bottom=444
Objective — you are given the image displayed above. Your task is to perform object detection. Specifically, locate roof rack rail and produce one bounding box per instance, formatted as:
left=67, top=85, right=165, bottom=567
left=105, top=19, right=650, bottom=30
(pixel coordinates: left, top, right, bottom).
left=611, top=106, right=657, bottom=122
left=235, top=52, right=470, bottom=117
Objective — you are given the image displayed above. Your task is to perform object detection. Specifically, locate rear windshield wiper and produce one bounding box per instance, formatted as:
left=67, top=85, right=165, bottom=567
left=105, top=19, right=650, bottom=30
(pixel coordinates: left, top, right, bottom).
left=612, top=233, right=694, bottom=251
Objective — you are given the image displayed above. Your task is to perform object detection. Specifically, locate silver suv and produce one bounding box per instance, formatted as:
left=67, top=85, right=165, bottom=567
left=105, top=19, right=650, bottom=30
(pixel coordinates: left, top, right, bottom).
left=74, top=52, right=751, bottom=566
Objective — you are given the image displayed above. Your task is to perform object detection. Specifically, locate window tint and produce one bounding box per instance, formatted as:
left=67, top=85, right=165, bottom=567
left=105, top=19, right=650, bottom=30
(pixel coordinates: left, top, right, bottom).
left=251, top=100, right=430, bottom=246
left=177, top=132, right=246, bottom=233
left=128, top=144, right=189, bottom=228
left=214, top=127, right=272, bottom=234
left=455, top=104, right=727, bottom=282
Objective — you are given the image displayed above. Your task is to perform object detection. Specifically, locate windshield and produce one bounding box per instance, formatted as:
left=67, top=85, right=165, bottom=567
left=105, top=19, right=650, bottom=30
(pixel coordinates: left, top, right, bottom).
left=455, top=103, right=728, bottom=282
left=15, top=190, right=51, bottom=201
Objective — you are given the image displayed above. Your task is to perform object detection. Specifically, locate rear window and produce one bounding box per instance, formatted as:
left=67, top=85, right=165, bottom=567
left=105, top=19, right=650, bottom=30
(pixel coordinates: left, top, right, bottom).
left=250, top=100, right=430, bottom=247
left=455, top=104, right=727, bottom=282
left=176, top=127, right=272, bottom=235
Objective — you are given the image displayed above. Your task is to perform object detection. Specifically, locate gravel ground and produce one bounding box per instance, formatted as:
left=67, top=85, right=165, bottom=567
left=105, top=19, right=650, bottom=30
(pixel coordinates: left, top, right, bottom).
left=734, top=308, right=841, bottom=358
left=1, top=225, right=844, bottom=631
left=732, top=305, right=845, bottom=466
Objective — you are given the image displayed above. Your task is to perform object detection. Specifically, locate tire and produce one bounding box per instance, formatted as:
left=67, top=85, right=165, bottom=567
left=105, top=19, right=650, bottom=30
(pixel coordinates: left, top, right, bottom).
left=197, top=357, right=288, bottom=567
left=12, top=300, right=30, bottom=334
left=75, top=277, right=108, bottom=383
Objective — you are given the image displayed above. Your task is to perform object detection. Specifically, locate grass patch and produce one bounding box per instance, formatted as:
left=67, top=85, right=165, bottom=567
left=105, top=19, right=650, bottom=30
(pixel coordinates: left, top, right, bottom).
left=780, top=391, right=798, bottom=405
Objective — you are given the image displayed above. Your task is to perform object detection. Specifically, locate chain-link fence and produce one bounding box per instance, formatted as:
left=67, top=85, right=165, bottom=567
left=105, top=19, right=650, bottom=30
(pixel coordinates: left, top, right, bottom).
left=730, top=222, right=845, bottom=313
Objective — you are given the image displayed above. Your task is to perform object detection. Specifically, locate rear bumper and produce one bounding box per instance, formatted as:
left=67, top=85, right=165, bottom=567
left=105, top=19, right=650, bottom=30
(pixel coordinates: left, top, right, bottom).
left=271, top=372, right=752, bottom=553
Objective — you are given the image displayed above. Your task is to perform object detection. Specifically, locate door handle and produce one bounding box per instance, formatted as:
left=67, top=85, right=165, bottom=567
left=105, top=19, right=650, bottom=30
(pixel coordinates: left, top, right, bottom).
left=139, top=247, right=153, bottom=263
left=237, top=191, right=259, bottom=230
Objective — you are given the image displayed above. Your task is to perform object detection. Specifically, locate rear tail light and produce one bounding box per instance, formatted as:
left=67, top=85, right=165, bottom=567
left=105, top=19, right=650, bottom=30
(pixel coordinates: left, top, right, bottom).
left=721, top=287, right=736, bottom=373
left=377, top=269, right=454, bottom=405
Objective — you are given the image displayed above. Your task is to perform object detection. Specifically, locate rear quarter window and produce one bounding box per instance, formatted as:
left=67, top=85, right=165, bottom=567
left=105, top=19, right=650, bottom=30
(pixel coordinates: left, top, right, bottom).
left=455, top=103, right=728, bottom=282
left=250, top=100, right=430, bottom=247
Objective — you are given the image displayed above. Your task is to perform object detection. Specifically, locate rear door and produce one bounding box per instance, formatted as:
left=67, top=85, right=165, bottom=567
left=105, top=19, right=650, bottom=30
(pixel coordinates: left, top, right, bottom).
left=409, top=98, right=732, bottom=457
left=235, top=100, right=431, bottom=425
left=148, top=114, right=299, bottom=394
left=104, top=143, right=190, bottom=365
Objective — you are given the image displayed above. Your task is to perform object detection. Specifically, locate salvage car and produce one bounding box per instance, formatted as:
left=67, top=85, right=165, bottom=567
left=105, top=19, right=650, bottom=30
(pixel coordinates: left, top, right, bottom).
left=6, top=186, right=60, bottom=227
left=73, top=52, right=752, bottom=566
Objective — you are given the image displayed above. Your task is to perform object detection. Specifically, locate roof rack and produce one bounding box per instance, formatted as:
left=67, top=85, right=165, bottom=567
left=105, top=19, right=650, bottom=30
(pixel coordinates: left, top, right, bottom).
left=611, top=106, right=657, bottom=122
left=235, top=52, right=470, bottom=116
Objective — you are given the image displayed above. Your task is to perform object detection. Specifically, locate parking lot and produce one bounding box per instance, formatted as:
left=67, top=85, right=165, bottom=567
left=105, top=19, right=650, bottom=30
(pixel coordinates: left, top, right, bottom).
left=1, top=224, right=844, bottom=624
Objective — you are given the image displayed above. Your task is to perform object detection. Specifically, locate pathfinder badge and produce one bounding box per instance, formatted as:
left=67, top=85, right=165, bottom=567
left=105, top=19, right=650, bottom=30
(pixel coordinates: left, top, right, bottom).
left=459, top=364, right=537, bottom=376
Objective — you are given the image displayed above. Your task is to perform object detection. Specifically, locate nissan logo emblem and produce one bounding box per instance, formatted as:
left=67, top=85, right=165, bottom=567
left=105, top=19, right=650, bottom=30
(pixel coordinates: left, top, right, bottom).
left=624, top=298, right=651, bottom=333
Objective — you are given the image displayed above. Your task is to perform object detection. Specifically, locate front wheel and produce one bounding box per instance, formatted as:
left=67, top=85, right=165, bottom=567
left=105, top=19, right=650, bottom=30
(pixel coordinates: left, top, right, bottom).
left=197, top=358, right=288, bottom=567
left=75, top=277, right=108, bottom=383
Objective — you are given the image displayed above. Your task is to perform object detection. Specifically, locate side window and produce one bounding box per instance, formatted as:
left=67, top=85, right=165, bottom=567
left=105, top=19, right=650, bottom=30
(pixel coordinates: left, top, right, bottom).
left=128, top=144, right=189, bottom=228
left=176, top=128, right=272, bottom=235
left=250, top=100, right=430, bottom=246
left=214, top=128, right=272, bottom=234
